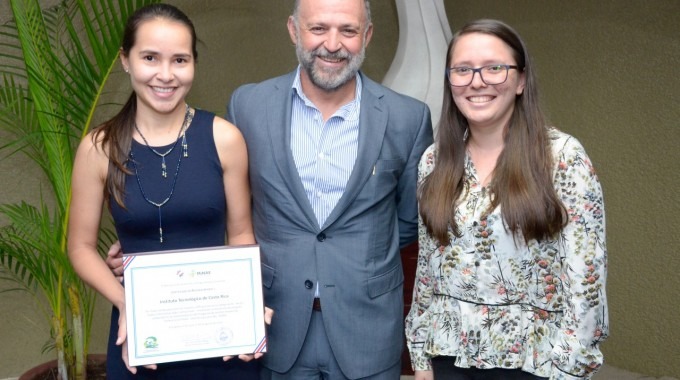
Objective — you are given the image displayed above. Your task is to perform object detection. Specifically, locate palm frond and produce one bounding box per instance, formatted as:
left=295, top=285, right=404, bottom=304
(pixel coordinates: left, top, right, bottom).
left=0, top=75, right=39, bottom=160
left=0, top=19, right=27, bottom=79
left=0, top=202, right=64, bottom=311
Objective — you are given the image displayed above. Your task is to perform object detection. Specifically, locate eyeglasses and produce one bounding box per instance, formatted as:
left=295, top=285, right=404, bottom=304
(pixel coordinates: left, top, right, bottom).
left=446, top=64, right=520, bottom=87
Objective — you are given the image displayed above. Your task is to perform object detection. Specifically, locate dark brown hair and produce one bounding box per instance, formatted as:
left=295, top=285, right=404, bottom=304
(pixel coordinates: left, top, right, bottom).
left=92, top=3, right=197, bottom=207
left=419, top=19, right=567, bottom=245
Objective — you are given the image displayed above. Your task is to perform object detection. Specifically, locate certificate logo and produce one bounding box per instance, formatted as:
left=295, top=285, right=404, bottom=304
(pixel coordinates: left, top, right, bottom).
left=215, top=327, right=233, bottom=346
left=143, top=336, right=159, bottom=349
left=190, top=269, right=211, bottom=277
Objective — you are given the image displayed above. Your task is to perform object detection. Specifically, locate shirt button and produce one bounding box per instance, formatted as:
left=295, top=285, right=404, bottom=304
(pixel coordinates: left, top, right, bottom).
left=305, top=280, right=313, bottom=289
left=317, top=233, right=326, bottom=242
left=318, top=152, right=325, bottom=160
left=316, top=190, right=323, bottom=198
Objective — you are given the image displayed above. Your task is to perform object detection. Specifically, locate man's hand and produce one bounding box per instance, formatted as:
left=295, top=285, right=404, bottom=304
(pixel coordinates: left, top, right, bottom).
left=106, top=240, right=124, bottom=282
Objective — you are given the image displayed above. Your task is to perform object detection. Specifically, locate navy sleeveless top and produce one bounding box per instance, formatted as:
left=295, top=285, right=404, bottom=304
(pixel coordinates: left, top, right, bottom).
left=110, top=109, right=226, bottom=253
left=105, top=109, right=258, bottom=379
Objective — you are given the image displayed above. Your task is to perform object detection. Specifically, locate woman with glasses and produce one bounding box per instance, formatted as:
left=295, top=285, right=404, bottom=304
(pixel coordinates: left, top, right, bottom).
left=405, top=19, right=608, bottom=380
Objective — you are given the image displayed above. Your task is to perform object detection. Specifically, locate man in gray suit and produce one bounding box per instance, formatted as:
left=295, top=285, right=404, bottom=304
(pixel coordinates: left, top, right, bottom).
left=227, top=0, right=432, bottom=379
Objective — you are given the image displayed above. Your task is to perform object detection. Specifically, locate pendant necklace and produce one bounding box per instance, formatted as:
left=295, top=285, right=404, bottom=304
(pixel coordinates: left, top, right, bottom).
left=130, top=105, right=193, bottom=243
left=133, top=104, right=191, bottom=177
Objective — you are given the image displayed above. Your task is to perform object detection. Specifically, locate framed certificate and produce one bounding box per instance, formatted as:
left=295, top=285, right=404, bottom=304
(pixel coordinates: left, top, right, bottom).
left=122, top=245, right=266, bottom=366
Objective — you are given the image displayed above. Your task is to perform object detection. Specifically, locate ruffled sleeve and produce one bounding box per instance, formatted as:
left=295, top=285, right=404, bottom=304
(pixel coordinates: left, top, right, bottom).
left=549, top=132, right=609, bottom=379
left=405, top=145, right=438, bottom=371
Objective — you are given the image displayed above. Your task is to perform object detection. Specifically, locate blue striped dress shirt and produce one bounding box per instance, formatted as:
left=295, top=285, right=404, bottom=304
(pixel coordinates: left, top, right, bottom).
left=290, top=67, right=362, bottom=228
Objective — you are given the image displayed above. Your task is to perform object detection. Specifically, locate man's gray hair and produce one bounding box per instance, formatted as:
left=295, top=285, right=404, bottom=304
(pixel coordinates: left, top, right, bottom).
left=292, top=0, right=372, bottom=24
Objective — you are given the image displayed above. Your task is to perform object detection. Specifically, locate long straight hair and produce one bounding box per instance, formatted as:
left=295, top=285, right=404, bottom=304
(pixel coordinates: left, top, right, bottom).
left=92, top=3, right=198, bottom=208
left=419, top=19, right=567, bottom=246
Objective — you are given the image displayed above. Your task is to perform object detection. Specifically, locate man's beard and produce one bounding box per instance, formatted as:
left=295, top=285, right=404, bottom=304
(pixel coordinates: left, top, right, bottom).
left=296, top=36, right=366, bottom=91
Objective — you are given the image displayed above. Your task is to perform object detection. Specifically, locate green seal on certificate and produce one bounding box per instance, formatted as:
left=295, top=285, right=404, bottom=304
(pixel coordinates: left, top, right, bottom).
left=143, top=336, right=159, bottom=349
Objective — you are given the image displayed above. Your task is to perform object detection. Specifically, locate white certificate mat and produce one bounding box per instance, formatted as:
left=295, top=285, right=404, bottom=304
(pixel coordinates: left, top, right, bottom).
left=123, top=245, right=266, bottom=366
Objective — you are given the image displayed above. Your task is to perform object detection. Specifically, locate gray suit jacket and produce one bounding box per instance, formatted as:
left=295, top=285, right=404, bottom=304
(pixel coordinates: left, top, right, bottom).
left=227, top=70, right=432, bottom=378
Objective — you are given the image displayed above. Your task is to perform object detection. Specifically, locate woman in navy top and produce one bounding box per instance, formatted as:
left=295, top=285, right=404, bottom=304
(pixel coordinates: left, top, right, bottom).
left=68, top=4, right=260, bottom=379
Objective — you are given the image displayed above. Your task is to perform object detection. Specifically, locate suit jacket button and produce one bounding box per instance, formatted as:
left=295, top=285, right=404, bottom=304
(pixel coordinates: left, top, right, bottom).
left=316, top=233, right=326, bottom=242
left=304, top=280, right=313, bottom=289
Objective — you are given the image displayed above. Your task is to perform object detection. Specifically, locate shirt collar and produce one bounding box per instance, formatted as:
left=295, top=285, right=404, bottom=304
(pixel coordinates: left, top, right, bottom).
left=292, top=65, right=362, bottom=121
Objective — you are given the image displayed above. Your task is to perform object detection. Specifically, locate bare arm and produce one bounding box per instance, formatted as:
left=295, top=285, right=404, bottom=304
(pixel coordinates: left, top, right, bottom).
left=213, top=116, right=255, bottom=246
left=68, top=133, right=156, bottom=373
left=68, top=133, right=125, bottom=313
left=214, top=116, right=269, bottom=362
left=68, top=134, right=145, bottom=373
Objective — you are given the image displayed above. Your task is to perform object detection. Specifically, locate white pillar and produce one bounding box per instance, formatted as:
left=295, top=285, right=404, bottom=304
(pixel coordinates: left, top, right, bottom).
left=382, top=0, right=452, bottom=132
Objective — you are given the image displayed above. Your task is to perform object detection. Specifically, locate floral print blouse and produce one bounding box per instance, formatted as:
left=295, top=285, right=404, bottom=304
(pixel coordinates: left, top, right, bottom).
left=405, top=128, right=608, bottom=379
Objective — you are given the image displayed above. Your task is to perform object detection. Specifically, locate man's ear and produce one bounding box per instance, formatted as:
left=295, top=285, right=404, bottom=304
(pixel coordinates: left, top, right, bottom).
left=287, top=16, right=298, bottom=45
left=363, top=22, right=374, bottom=48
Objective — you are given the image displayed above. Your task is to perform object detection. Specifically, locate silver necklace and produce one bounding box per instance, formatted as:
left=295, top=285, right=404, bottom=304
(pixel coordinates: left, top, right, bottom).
left=130, top=147, right=183, bottom=243
left=130, top=105, right=193, bottom=243
left=133, top=105, right=191, bottom=177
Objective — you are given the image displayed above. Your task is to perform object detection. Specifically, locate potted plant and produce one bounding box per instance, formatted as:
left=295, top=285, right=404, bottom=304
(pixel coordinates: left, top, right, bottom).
left=0, top=0, right=158, bottom=378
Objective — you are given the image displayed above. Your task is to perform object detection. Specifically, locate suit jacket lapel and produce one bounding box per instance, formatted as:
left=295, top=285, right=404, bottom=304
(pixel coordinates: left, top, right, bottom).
left=266, top=72, right=320, bottom=231
left=322, top=74, right=387, bottom=229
